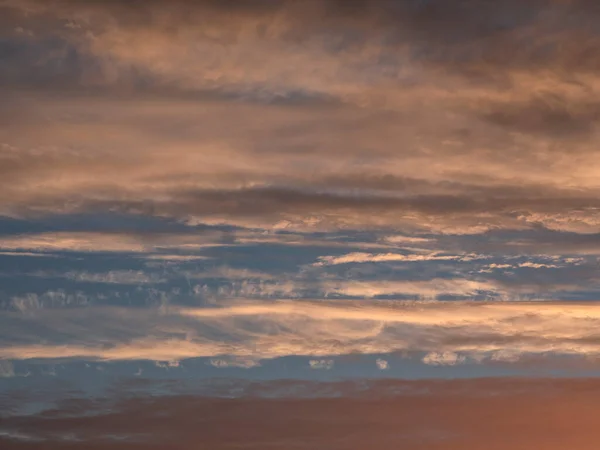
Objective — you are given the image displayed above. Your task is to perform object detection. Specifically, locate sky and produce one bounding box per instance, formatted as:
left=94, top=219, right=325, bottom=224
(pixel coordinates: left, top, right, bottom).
left=2, top=0, right=600, bottom=448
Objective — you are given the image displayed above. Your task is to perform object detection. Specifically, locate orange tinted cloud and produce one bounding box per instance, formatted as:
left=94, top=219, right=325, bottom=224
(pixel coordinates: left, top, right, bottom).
left=4, top=301, right=600, bottom=364
left=1, top=1, right=600, bottom=233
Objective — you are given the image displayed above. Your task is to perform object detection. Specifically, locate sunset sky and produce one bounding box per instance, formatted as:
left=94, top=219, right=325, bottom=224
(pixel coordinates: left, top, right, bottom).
left=2, top=0, right=600, bottom=448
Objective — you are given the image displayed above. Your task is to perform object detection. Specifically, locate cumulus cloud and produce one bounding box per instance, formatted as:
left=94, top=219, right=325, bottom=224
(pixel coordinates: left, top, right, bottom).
left=375, top=358, right=389, bottom=370
left=8, top=291, right=90, bottom=312
left=422, top=352, right=467, bottom=366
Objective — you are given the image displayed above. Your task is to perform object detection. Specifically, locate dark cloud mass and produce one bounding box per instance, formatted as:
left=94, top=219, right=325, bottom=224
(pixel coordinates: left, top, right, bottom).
left=3, top=1, right=600, bottom=447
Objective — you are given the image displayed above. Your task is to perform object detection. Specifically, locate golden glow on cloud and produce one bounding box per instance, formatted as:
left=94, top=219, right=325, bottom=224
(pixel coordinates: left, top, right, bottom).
left=1, top=0, right=600, bottom=234
left=4, top=3, right=600, bottom=446
left=3, top=301, right=600, bottom=365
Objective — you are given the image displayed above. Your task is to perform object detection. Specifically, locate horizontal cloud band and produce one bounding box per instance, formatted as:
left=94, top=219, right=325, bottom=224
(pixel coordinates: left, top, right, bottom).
left=3, top=301, right=600, bottom=366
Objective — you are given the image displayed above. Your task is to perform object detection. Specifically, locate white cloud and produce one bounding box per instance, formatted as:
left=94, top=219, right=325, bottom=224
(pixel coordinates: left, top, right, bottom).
left=9, top=291, right=90, bottom=312
left=0, top=252, right=59, bottom=257
left=518, top=262, right=561, bottom=269
left=154, top=360, right=180, bottom=369
left=480, top=260, right=573, bottom=272
left=209, top=357, right=261, bottom=369
left=322, top=278, right=500, bottom=298
left=309, top=359, right=334, bottom=370
left=519, top=211, right=600, bottom=234
left=376, top=358, right=389, bottom=370
left=196, top=266, right=274, bottom=280
left=422, top=352, right=466, bottom=366
left=64, top=270, right=164, bottom=284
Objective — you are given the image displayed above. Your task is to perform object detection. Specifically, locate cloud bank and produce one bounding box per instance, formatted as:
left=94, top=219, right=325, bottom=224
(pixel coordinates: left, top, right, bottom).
left=3, top=301, right=600, bottom=367
left=1, top=0, right=600, bottom=235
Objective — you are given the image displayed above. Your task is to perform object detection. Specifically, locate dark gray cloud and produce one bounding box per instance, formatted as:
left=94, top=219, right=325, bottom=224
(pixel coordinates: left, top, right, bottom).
left=481, top=94, right=600, bottom=137
left=2, top=0, right=600, bottom=89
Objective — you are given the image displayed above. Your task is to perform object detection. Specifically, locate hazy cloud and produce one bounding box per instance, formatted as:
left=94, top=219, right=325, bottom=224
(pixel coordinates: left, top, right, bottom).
left=3, top=0, right=600, bottom=398
left=3, top=301, right=600, bottom=366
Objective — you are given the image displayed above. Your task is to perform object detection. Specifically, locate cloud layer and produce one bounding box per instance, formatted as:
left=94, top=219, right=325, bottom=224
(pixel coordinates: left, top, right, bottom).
left=3, top=0, right=600, bottom=391
left=1, top=0, right=600, bottom=234
left=3, top=301, right=600, bottom=368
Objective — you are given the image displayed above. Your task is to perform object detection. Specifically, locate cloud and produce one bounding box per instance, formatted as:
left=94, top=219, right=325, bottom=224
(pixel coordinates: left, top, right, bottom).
left=479, top=261, right=567, bottom=272
left=422, top=352, right=467, bottom=366
left=208, top=357, right=261, bottom=369
left=322, top=279, right=501, bottom=299
left=3, top=0, right=600, bottom=387
left=64, top=270, right=165, bottom=284
left=375, top=358, right=389, bottom=370
left=309, top=359, right=334, bottom=370
left=481, top=95, right=600, bottom=137
left=518, top=262, right=561, bottom=269
left=0, top=231, right=226, bottom=253
left=0, top=0, right=599, bottom=238
left=3, top=301, right=600, bottom=366
left=0, top=359, right=15, bottom=377
left=314, top=251, right=486, bottom=266
left=154, top=360, right=180, bottom=369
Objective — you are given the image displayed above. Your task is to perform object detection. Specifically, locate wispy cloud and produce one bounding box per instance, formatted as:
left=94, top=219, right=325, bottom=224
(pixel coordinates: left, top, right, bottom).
left=313, top=251, right=487, bottom=266
left=321, top=279, right=501, bottom=299
left=0, top=231, right=225, bottom=254
left=3, top=301, right=600, bottom=367
left=63, top=270, right=165, bottom=284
